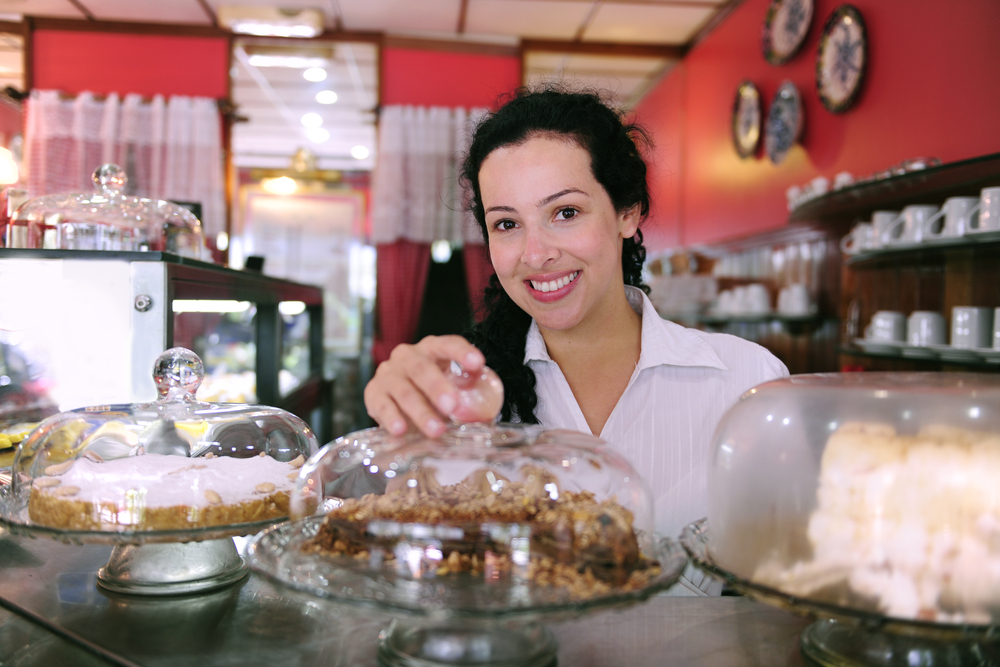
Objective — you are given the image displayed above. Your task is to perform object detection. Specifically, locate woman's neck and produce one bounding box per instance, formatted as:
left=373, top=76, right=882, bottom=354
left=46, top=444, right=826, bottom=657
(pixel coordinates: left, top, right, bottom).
left=538, top=287, right=642, bottom=435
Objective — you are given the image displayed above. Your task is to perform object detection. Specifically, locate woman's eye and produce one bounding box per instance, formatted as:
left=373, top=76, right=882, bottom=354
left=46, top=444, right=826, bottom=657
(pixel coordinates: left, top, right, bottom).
left=556, top=208, right=578, bottom=221
left=492, top=219, right=517, bottom=232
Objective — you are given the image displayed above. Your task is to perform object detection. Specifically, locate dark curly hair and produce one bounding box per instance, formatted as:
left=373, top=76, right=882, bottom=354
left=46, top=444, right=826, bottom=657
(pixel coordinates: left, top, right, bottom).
left=461, top=87, right=652, bottom=424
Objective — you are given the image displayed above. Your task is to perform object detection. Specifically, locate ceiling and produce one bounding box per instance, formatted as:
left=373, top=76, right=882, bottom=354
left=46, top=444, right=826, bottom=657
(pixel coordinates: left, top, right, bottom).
left=1, top=0, right=736, bottom=171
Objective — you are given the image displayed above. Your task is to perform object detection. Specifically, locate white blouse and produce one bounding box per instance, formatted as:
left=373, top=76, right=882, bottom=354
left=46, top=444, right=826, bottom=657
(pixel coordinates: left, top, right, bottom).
left=524, top=286, right=789, bottom=541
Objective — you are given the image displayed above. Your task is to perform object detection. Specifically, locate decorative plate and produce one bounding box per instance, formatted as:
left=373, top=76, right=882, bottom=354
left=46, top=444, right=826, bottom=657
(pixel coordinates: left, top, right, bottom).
left=764, top=81, right=803, bottom=164
left=816, top=5, right=868, bottom=113
left=731, top=81, right=762, bottom=158
left=761, top=0, right=814, bottom=65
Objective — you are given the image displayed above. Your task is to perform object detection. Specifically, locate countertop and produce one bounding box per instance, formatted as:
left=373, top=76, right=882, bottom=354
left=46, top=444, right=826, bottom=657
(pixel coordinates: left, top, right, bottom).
left=0, top=534, right=811, bottom=666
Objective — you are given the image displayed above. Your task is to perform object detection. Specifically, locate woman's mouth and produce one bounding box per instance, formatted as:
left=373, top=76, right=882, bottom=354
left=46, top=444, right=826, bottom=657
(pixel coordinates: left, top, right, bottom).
left=528, top=271, right=579, bottom=293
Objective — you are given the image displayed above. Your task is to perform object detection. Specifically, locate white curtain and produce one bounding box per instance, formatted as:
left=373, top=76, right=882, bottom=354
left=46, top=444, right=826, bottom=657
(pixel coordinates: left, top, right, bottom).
left=24, top=90, right=226, bottom=237
left=370, top=105, right=487, bottom=246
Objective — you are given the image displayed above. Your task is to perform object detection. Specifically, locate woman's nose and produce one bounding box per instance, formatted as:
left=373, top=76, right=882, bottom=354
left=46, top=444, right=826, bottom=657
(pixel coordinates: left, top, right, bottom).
left=521, top=226, right=558, bottom=268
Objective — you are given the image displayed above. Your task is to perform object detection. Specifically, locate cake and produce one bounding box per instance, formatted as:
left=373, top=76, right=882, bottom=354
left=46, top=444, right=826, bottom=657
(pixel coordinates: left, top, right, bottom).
left=28, top=452, right=306, bottom=531
left=754, top=422, right=1000, bottom=623
left=305, top=466, right=660, bottom=597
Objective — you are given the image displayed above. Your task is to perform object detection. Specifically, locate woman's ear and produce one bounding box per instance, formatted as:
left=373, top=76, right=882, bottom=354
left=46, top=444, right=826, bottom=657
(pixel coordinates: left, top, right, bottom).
left=618, top=204, right=641, bottom=239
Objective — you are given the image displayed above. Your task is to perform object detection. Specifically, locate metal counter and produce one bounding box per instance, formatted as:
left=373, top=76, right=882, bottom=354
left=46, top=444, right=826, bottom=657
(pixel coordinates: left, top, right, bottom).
left=0, top=535, right=810, bottom=666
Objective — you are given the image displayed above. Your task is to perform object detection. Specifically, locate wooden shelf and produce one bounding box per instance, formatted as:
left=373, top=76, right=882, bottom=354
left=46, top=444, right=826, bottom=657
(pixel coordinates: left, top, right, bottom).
left=838, top=346, right=1000, bottom=371
left=844, top=233, right=1000, bottom=267
left=790, top=152, right=1000, bottom=226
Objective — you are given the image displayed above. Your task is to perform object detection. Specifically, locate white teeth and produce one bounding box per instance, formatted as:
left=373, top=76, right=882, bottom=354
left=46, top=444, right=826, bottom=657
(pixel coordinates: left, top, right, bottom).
left=531, top=271, right=578, bottom=293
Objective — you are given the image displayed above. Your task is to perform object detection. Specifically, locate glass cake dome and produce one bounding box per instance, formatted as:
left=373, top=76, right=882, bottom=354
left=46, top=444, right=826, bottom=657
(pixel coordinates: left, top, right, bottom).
left=248, top=365, right=686, bottom=667
left=682, top=372, right=1000, bottom=667
left=8, top=163, right=205, bottom=257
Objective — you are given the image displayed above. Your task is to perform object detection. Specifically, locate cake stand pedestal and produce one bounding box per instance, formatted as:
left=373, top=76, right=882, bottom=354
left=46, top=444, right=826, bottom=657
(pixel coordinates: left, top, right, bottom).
left=800, top=619, right=1000, bottom=667
left=97, top=538, right=247, bottom=595
left=377, top=618, right=557, bottom=667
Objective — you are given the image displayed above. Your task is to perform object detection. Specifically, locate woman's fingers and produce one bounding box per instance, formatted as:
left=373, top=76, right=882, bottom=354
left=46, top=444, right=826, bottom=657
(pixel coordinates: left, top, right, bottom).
left=364, top=336, right=487, bottom=439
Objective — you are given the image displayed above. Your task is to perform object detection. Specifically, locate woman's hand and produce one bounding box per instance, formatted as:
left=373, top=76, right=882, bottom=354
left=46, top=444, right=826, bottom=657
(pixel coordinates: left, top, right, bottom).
left=364, top=335, right=487, bottom=438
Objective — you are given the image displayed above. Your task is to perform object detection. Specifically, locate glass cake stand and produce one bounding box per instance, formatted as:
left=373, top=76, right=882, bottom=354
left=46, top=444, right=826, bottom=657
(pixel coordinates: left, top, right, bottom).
left=249, top=517, right=686, bottom=667
left=0, top=348, right=317, bottom=595
left=682, top=520, right=1000, bottom=667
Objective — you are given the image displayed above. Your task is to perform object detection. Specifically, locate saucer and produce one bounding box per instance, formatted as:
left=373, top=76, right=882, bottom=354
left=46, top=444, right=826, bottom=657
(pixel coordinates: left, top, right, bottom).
left=965, top=229, right=1000, bottom=243
left=921, top=234, right=966, bottom=247
left=928, top=344, right=984, bottom=362
left=899, top=343, right=939, bottom=359
left=973, top=348, right=1000, bottom=364
left=853, top=338, right=902, bottom=355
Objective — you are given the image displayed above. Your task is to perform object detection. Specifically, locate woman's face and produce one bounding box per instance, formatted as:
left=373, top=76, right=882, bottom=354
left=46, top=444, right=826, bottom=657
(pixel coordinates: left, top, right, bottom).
left=480, top=134, right=639, bottom=334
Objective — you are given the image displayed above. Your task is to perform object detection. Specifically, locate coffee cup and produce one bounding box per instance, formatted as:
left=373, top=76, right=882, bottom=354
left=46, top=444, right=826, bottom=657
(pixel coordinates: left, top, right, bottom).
left=778, top=284, right=810, bottom=315
left=925, top=197, right=980, bottom=240
left=840, top=223, right=875, bottom=255
left=865, top=311, right=906, bottom=342
left=967, top=187, right=1000, bottom=235
left=994, top=308, right=1000, bottom=350
left=906, top=311, right=946, bottom=346
left=870, top=211, right=900, bottom=249
left=880, top=205, right=940, bottom=246
left=951, top=306, right=993, bottom=348
left=745, top=283, right=770, bottom=314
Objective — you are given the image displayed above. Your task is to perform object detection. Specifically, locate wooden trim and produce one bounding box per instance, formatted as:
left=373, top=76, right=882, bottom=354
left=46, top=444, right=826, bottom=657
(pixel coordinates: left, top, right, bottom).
left=66, top=0, right=96, bottom=21
left=195, top=0, right=218, bottom=28
left=687, top=0, right=746, bottom=50
left=0, top=21, right=23, bottom=33
left=522, top=39, right=684, bottom=59
left=22, top=17, right=32, bottom=92
left=29, top=17, right=228, bottom=38
left=312, top=29, right=383, bottom=44
left=383, top=35, right=518, bottom=57
left=457, top=0, right=469, bottom=34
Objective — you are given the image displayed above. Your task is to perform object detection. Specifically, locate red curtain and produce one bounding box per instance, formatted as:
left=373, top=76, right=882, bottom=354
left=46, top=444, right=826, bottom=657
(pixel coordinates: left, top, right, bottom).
left=373, top=240, right=432, bottom=365
left=463, top=242, right=495, bottom=323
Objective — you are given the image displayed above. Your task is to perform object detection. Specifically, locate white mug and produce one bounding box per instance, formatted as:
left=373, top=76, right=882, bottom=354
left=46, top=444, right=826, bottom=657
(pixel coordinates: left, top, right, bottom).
left=778, top=284, right=810, bottom=315
left=951, top=306, right=993, bottom=348
left=907, top=311, right=946, bottom=346
left=840, top=223, right=875, bottom=254
left=870, top=211, right=900, bottom=249
left=924, top=197, right=980, bottom=240
left=881, top=205, right=940, bottom=246
left=967, top=187, right=1000, bottom=234
left=745, top=283, right=770, bottom=314
left=994, top=307, right=1000, bottom=350
left=865, top=311, right=906, bottom=342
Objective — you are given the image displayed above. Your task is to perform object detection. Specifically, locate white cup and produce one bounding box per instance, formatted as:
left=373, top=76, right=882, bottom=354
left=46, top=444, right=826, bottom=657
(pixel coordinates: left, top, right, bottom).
left=870, top=211, right=900, bottom=249
left=925, top=197, right=980, bottom=240
left=778, top=284, right=810, bottom=315
left=745, top=283, right=770, bottom=314
left=840, top=222, right=875, bottom=255
left=951, top=306, right=993, bottom=348
left=865, top=311, right=906, bottom=342
left=907, top=311, right=946, bottom=346
left=880, top=205, right=941, bottom=246
left=994, top=308, right=1000, bottom=350
left=967, top=187, right=1000, bottom=234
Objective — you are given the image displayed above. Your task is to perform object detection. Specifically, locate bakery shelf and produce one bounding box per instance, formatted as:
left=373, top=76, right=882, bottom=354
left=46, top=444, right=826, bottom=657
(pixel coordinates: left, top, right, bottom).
left=789, top=152, right=1000, bottom=226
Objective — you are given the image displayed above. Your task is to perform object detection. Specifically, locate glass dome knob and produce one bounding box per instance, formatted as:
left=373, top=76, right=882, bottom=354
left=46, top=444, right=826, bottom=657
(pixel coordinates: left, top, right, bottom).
left=93, top=163, right=128, bottom=196
left=447, top=362, right=504, bottom=423
left=152, top=347, right=205, bottom=400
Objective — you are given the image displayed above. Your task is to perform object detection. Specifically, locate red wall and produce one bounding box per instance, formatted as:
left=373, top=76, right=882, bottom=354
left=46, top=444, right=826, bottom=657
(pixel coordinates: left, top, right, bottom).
left=381, top=47, right=520, bottom=108
left=635, top=0, right=1000, bottom=250
left=32, top=30, right=229, bottom=98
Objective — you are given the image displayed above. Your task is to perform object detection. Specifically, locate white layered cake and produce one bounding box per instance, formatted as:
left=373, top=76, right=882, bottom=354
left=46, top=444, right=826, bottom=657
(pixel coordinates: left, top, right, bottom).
left=28, top=452, right=305, bottom=531
left=755, top=421, right=1000, bottom=623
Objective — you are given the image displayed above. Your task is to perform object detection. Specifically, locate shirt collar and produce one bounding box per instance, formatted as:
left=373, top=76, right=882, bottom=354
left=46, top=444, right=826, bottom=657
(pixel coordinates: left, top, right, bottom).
left=524, top=285, right=728, bottom=372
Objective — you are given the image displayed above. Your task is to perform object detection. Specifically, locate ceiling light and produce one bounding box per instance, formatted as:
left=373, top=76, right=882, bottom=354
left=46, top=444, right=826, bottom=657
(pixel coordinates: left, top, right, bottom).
left=351, top=146, right=370, bottom=160
left=316, top=90, right=338, bottom=104
left=301, top=112, right=323, bottom=128
left=303, top=68, right=327, bottom=82
left=220, top=6, right=324, bottom=38
left=248, top=55, right=327, bottom=69
left=307, top=128, right=330, bottom=144
left=262, top=176, right=298, bottom=195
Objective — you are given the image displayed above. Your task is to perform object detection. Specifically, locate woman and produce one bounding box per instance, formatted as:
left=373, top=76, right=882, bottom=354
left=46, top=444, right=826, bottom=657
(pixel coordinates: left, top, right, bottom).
left=364, top=89, right=788, bottom=542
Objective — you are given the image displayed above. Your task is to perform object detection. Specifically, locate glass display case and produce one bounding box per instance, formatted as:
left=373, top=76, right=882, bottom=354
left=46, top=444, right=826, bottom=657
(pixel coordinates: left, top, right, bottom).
left=0, top=249, right=331, bottom=446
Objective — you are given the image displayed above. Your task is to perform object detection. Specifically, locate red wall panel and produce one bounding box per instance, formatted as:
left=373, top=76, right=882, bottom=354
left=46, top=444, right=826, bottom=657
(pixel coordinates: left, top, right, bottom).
left=634, top=0, right=1000, bottom=250
left=32, top=30, right=230, bottom=99
left=382, top=47, right=520, bottom=108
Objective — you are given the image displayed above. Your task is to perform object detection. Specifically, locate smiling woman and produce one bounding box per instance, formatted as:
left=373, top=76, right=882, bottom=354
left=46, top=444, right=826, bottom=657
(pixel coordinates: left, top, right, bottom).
left=363, top=88, right=789, bottom=542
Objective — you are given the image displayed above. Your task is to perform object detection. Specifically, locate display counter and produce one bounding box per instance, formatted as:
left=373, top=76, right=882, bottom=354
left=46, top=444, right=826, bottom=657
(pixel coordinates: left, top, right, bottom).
left=0, top=532, right=809, bottom=666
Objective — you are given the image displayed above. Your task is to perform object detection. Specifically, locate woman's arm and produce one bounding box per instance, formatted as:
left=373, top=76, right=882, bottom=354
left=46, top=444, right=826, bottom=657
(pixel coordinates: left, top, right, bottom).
left=364, top=335, right=486, bottom=438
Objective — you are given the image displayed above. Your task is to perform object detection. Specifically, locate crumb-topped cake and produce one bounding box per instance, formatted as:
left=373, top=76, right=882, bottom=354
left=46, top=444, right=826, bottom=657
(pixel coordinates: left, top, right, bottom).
left=28, top=452, right=305, bottom=531
left=753, top=422, right=1000, bottom=623
left=305, top=466, right=660, bottom=597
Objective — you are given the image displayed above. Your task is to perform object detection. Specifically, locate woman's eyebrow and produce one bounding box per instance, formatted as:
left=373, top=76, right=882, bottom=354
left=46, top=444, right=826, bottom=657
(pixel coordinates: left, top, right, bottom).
left=485, top=205, right=516, bottom=214
left=538, top=188, right=586, bottom=207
